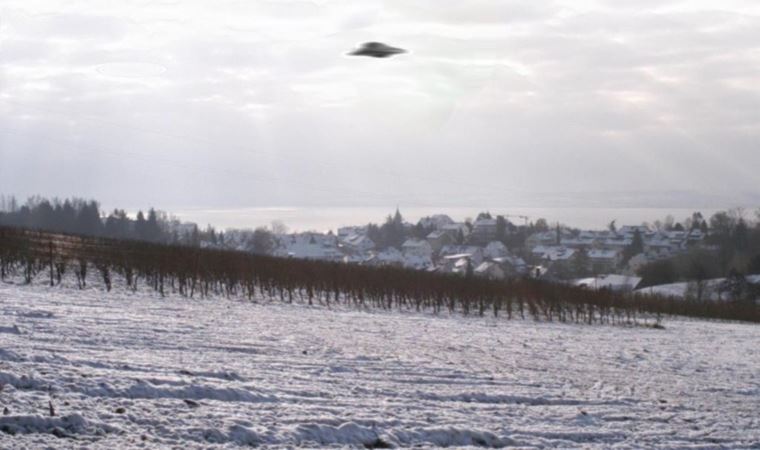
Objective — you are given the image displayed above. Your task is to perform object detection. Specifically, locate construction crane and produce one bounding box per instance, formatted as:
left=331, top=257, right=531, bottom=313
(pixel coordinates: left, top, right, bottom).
left=502, top=214, right=530, bottom=226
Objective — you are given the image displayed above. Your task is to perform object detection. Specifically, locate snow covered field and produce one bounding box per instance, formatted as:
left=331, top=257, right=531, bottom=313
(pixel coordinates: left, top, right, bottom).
left=1, top=281, right=759, bottom=449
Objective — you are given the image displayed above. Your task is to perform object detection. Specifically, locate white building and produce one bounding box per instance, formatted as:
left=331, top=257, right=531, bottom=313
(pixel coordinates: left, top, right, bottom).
left=273, top=233, right=343, bottom=261
left=418, top=214, right=455, bottom=230
left=574, top=274, right=642, bottom=292
left=364, top=248, right=404, bottom=267
left=531, top=245, right=577, bottom=262
left=483, top=241, right=509, bottom=259
left=588, top=248, right=622, bottom=272
left=401, top=239, right=434, bottom=258
left=474, top=261, right=506, bottom=280
left=340, top=234, right=375, bottom=254
left=439, top=245, right=484, bottom=266
left=470, top=218, right=498, bottom=244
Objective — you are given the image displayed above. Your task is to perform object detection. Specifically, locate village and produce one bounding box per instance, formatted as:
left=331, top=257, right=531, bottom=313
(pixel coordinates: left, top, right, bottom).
left=215, top=211, right=707, bottom=294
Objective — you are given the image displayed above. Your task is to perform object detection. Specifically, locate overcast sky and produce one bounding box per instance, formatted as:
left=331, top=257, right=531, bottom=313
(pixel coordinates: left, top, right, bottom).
left=2, top=0, right=760, bottom=211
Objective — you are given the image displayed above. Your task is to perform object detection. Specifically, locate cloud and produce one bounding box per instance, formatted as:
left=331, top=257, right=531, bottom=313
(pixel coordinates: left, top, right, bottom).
left=1, top=0, right=760, bottom=210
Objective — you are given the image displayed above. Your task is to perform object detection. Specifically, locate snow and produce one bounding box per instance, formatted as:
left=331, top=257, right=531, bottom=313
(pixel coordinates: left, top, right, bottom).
left=637, top=275, right=760, bottom=300
left=1, top=280, right=759, bottom=448
left=574, top=275, right=643, bottom=292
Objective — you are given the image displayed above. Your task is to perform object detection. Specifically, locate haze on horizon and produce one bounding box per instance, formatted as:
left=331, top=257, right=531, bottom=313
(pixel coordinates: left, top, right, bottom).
left=2, top=0, right=760, bottom=211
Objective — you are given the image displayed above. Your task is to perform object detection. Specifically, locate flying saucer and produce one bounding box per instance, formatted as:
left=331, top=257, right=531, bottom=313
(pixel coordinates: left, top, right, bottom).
left=348, top=42, right=407, bottom=58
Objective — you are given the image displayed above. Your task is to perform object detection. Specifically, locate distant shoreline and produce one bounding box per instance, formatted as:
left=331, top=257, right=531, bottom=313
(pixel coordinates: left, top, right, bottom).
left=167, top=205, right=737, bottom=233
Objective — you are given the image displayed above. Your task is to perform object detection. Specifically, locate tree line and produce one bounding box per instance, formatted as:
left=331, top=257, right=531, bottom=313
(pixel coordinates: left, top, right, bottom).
left=0, top=195, right=218, bottom=246
left=638, top=209, right=760, bottom=288
left=1, top=225, right=758, bottom=324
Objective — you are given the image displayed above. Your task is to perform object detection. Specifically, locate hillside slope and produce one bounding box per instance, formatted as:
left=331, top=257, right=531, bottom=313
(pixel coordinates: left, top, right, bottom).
left=1, top=283, right=758, bottom=448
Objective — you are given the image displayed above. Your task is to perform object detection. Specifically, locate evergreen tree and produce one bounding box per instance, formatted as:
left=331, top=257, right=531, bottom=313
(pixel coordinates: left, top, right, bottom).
left=366, top=223, right=383, bottom=248
left=465, top=258, right=474, bottom=278
left=573, top=247, right=591, bottom=277
left=622, top=229, right=644, bottom=263
left=190, top=225, right=200, bottom=247
left=135, top=211, right=148, bottom=240
left=534, top=218, right=549, bottom=232
left=105, top=209, right=130, bottom=238
left=60, top=200, right=77, bottom=233
left=252, top=227, right=274, bottom=254
left=76, top=201, right=103, bottom=236
left=733, top=219, right=749, bottom=251
left=380, top=209, right=406, bottom=249
left=495, top=216, right=507, bottom=243
left=145, top=208, right=163, bottom=242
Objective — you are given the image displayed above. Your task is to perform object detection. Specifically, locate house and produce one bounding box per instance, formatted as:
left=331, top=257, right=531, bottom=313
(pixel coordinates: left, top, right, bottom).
left=469, top=218, right=498, bottom=244
left=532, top=246, right=577, bottom=279
left=401, top=239, right=433, bottom=258
left=528, top=265, right=549, bottom=279
left=626, top=253, right=649, bottom=274
left=273, top=232, right=343, bottom=261
left=574, top=274, right=642, bottom=292
left=619, top=225, right=651, bottom=237
left=525, top=228, right=575, bottom=248
left=340, top=234, right=375, bottom=254
left=474, top=261, right=506, bottom=280
left=440, top=223, right=470, bottom=239
left=439, top=245, right=484, bottom=266
left=531, top=245, right=576, bottom=263
left=560, top=231, right=597, bottom=249
left=588, top=248, right=622, bottom=273
left=492, top=255, right=528, bottom=277
left=337, top=226, right=366, bottom=240
left=644, top=233, right=675, bottom=259
left=602, top=235, right=633, bottom=250
left=402, top=254, right=434, bottom=271
left=439, top=256, right=474, bottom=276
left=665, top=230, right=687, bottom=250
left=364, top=247, right=404, bottom=267
left=342, top=254, right=365, bottom=264
left=483, top=241, right=509, bottom=259
left=525, top=231, right=558, bottom=248
left=418, top=214, right=455, bottom=230
left=426, top=229, right=455, bottom=254
left=686, top=229, right=705, bottom=245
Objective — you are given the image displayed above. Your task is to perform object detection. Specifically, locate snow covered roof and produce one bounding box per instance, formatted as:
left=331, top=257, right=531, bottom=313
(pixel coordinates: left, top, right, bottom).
left=418, top=214, right=455, bottom=229
left=341, top=233, right=374, bottom=248
left=619, top=225, right=650, bottom=235
left=426, top=229, right=451, bottom=240
left=364, top=247, right=404, bottom=266
left=532, top=245, right=576, bottom=261
left=273, top=232, right=342, bottom=260
left=473, top=218, right=497, bottom=227
left=588, top=249, right=621, bottom=259
left=440, top=223, right=469, bottom=234
left=402, top=254, right=434, bottom=270
left=454, top=257, right=471, bottom=269
left=402, top=238, right=430, bottom=249
left=443, top=253, right=476, bottom=260
left=474, top=261, right=503, bottom=276
left=337, top=225, right=366, bottom=237
left=492, top=255, right=527, bottom=268
left=485, top=241, right=507, bottom=251
left=574, top=274, right=642, bottom=291
left=440, top=245, right=481, bottom=256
